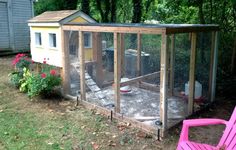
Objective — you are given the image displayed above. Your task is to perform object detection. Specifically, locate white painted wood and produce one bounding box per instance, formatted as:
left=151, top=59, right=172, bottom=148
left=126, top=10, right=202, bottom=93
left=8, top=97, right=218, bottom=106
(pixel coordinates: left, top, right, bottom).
left=28, top=23, right=61, bottom=27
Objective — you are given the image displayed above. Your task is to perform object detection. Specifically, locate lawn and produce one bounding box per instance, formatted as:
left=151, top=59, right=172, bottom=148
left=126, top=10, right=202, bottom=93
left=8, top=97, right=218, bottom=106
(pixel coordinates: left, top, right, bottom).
left=0, top=56, right=235, bottom=150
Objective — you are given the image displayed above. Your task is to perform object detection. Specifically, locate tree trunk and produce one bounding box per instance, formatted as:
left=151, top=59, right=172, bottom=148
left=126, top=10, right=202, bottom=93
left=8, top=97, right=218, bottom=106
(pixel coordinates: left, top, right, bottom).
left=103, top=0, right=110, bottom=22
left=131, top=0, right=142, bottom=23
left=96, top=0, right=105, bottom=22
left=81, top=0, right=90, bottom=15
left=198, top=0, right=205, bottom=24
left=110, top=0, right=116, bottom=22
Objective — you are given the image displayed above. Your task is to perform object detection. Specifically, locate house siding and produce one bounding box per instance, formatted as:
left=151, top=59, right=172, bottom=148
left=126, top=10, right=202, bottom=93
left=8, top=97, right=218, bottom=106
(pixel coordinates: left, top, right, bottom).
left=12, top=0, right=33, bottom=50
left=0, top=2, right=10, bottom=49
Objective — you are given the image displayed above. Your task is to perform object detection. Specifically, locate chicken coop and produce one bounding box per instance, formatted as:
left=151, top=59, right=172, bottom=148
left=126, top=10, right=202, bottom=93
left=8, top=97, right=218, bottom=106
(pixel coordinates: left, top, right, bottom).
left=29, top=11, right=219, bottom=137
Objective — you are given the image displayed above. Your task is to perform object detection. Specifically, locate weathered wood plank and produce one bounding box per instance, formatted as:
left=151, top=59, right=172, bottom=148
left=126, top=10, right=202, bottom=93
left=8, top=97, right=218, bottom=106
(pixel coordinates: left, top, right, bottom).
left=79, top=31, right=86, bottom=101
left=114, top=32, right=121, bottom=113
left=160, top=32, right=168, bottom=135
left=62, top=25, right=164, bottom=34
left=61, top=30, right=71, bottom=95
left=120, top=71, right=160, bottom=87
left=188, top=33, right=197, bottom=115
left=137, top=33, right=142, bottom=76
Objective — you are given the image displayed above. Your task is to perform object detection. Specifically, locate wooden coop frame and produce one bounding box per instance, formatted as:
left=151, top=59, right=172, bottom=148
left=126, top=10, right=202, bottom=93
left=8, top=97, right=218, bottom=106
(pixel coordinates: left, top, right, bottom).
left=61, top=23, right=219, bottom=137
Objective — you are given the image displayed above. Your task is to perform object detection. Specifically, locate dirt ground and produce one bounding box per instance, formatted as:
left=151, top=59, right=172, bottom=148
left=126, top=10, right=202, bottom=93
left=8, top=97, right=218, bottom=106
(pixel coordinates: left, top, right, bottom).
left=0, top=56, right=235, bottom=150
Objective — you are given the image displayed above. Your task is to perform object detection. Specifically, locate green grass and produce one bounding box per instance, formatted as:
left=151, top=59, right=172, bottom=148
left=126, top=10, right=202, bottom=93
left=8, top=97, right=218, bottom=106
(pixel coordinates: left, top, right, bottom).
left=0, top=57, right=162, bottom=150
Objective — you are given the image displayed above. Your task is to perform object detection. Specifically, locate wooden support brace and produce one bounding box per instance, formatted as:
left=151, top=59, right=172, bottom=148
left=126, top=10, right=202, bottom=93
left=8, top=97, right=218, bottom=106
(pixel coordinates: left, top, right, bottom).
left=61, top=30, right=71, bottom=95
left=79, top=31, right=86, bottom=101
left=114, top=32, right=121, bottom=113
left=120, top=71, right=160, bottom=86
left=160, top=32, right=168, bottom=136
left=188, top=33, right=197, bottom=115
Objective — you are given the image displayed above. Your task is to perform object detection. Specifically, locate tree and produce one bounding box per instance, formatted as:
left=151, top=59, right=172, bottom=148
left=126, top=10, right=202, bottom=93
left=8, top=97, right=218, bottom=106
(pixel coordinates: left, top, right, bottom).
left=35, top=0, right=78, bottom=15
left=131, top=0, right=142, bottom=23
left=81, top=0, right=90, bottom=15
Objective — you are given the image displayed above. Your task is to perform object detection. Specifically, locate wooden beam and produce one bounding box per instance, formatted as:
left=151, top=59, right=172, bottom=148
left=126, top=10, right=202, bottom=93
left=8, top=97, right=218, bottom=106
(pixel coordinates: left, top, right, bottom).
left=166, top=26, right=219, bottom=34
left=188, top=33, right=197, bottom=115
left=137, top=33, right=142, bottom=76
left=114, top=33, right=121, bottom=113
left=169, top=34, right=175, bottom=96
left=61, top=30, right=71, bottom=95
left=79, top=31, right=86, bottom=101
left=120, top=33, right=125, bottom=77
left=62, top=24, right=219, bottom=35
left=139, top=81, right=160, bottom=92
left=62, top=25, right=164, bottom=34
left=208, top=32, right=215, bottom=101
left=120, top=71, right=160, bottom=87
left=93, top=32, right=104, bottom=87
left=210, top=31, right=219, bottom=102
left=160, top=32, right=168, bottom=134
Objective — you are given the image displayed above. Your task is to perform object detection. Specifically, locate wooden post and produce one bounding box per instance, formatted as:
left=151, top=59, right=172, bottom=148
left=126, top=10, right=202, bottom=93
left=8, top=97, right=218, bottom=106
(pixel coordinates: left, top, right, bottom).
left=114, top=32, right=121, bottom=113
left=188, top=33, right=197, bottom=115
left=160, top=32, right=168, bottom=135
left=120, top=33, right=125, bottom=77
left=93, top=32, right=104, bottom=87
left=137, top=33, right=142, bottom=76
left=208, top=32, right=215, bottom=101
left=210, top=31, right=219, bottom=102
left=79, top=31, right=86, bottom=101
left=61, top=30, right=71, bottom=95
left=169, top=34, right=175, bottom=96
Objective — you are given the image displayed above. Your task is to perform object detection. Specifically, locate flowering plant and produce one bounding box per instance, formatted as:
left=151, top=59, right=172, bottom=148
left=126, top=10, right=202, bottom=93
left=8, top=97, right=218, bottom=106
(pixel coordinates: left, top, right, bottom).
left=12, top=53, right=33, bottom=70
left=26, top=58, right=61, bottom=97
left=9, top=55, right=61, bottom=98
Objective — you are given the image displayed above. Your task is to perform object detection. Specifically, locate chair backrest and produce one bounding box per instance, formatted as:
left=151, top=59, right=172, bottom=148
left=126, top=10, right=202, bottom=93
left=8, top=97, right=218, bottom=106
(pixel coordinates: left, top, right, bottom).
left=217, top=107, right=236, bottom=149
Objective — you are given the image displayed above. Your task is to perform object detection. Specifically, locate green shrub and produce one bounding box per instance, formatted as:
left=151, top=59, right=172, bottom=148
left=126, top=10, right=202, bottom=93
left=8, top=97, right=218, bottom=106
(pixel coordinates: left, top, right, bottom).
left=8, top=72, right=23, bottom=88
left=9, top=54, right=61, bottom=98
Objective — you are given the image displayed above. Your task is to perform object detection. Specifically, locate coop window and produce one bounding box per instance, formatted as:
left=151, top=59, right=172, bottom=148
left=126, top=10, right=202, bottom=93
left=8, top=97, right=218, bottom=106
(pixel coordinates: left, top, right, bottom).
left=35, top=32, right=42, bottom=46
left=49, top=33, right=57, bottom=48
left=84, top=32, right=92, bottom=48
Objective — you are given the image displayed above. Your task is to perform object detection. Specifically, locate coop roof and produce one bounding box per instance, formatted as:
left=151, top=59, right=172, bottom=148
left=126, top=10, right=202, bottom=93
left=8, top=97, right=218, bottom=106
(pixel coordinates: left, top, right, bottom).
left=28, top=10, right=96, bottom=25
left=63, top=23, right=219, bottom=34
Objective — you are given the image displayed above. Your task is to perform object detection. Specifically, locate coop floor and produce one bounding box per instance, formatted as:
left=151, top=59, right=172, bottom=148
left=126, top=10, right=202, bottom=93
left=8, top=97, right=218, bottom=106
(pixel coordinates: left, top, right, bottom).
left=71, top=85, right=188, bottom=128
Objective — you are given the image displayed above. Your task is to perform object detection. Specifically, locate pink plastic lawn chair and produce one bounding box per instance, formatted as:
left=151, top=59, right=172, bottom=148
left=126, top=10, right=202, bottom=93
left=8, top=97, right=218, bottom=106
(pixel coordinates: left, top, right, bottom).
left=177, top=106, right=236, bottom=150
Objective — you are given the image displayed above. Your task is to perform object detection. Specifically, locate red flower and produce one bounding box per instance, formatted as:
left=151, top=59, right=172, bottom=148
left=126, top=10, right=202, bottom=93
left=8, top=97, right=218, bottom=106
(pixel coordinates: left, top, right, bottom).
left=43, top=60, right=46, bottom=64
left=50, top=69, right=56, bottom=76
left=41, top=73, right=46, bottom=78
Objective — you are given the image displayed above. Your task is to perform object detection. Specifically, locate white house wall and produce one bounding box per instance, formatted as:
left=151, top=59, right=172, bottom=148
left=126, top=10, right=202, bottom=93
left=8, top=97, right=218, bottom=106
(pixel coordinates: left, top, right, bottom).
left=30, top=27, right=63, bottom=67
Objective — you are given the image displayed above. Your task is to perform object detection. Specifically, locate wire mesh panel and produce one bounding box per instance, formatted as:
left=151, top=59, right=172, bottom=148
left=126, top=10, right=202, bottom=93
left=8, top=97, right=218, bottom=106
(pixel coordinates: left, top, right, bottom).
left=166, top=33, right=191, bottom=128
left=195, top=32, right=212, bottom=104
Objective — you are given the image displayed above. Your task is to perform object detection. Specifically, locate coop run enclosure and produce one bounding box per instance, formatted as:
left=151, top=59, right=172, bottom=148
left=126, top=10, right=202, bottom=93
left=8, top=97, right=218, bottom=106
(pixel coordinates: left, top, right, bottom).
left=61, top=23, right=219, bottom=137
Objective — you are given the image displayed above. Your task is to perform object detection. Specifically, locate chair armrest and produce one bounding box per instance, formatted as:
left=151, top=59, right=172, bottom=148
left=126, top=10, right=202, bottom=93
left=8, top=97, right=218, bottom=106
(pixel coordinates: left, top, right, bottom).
left=183, top=118, right=227, bottom=127
left=178, top=119, right=227, bottom=144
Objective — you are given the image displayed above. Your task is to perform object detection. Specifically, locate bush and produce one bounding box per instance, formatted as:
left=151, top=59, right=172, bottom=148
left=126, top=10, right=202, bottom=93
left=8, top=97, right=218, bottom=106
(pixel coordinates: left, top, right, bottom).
left=8, top=72, right=23, bottom=88
left=9, top=54, right=61, bottom=98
